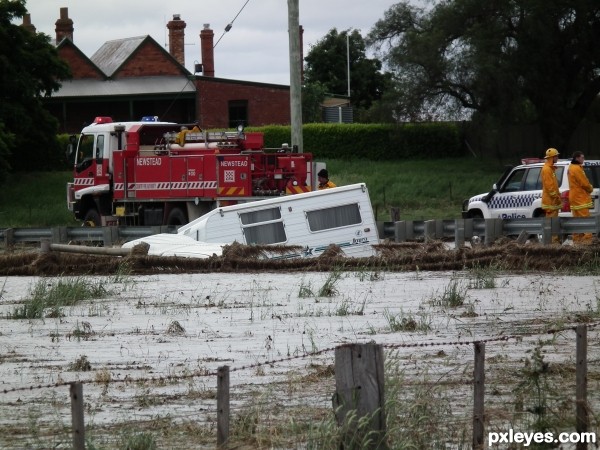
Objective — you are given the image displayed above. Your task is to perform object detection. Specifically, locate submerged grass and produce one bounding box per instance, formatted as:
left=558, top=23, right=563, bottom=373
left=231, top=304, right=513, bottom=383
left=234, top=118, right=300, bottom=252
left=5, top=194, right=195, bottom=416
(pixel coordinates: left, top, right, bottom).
left=8, top=276, right=113, bottom=319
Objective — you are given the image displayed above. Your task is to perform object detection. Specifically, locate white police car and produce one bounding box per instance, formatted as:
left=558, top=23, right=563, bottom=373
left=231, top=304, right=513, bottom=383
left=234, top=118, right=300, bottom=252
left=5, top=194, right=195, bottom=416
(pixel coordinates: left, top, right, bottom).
left=462, top=158, right=600, bottom=219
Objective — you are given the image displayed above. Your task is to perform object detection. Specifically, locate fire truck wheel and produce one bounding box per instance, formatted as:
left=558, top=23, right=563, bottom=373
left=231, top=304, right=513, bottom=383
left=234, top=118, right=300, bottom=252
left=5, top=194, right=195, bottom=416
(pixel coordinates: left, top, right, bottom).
left=166, top=207, right=187, bottom=226
left=83, top=209, right=101, bottom=227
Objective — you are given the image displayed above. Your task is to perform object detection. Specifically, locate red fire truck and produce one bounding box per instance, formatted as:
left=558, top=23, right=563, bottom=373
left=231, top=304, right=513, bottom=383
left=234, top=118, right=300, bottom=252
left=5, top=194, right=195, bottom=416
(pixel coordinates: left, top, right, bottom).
left=66, top=117, right=318, bottom=226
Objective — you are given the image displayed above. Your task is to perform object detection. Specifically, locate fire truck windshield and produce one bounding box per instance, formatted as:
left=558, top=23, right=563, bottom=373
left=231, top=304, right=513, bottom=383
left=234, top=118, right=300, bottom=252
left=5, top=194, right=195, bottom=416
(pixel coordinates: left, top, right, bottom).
left=75, top=134, right=95, bottom=173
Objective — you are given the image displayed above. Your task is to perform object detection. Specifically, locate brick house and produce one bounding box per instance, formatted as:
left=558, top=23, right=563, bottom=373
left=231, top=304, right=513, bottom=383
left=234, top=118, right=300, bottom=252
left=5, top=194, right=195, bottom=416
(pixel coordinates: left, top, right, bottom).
left=33, top=8, right=291, bottom=133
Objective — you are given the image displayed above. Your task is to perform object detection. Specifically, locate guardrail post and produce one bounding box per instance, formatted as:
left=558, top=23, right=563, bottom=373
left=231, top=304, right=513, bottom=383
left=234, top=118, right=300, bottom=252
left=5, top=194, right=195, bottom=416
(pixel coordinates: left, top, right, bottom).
left=455, top=219, right=466, bottom=248
left=595, top=215, right=600, bottom=236
left=424, top=220, right=436, bottom=242
left=541, top=218, right=552, bottom=245
left=464, top=218, right=474, bottom=242
left=435, top=220, right=445, bottom=239
left=40, top=238, right=51, bottom=253
left=553, top=217, right=563, bottom=243
left=376, top=221, right=388, bottom=240
left=394, top=221, right=406, bottom=242
left=404, top=220, right=415, bottom=241
left=484, top=219, right=502, bottom=245
left=3, top=228, right=14, bottom=247
left=52, top=226, right=68, bottom=244
left=102, top=226, right=120, bottom=246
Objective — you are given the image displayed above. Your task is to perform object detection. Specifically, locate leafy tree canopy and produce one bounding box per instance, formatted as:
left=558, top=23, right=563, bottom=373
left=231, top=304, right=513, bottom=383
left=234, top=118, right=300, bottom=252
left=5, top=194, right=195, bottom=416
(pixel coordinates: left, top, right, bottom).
left=367, top=0, right=600, bottom=150
left=0, top=0, right=71, bottom=180
left=304, top=28, right=391, bottom=111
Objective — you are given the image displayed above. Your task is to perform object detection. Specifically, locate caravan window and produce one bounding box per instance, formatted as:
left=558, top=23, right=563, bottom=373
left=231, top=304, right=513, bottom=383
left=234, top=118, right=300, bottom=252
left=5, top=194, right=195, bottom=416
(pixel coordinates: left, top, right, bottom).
left=239, top=208, right=281, bottom=224
left=306, top=203, right=362, bottom=232
left=239, top=207, right=287, bottom=244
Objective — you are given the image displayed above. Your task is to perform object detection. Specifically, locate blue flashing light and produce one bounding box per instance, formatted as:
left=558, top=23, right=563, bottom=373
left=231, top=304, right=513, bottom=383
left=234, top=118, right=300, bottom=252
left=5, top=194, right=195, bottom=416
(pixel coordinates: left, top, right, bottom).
left=141, top=116, right=159, bottom=122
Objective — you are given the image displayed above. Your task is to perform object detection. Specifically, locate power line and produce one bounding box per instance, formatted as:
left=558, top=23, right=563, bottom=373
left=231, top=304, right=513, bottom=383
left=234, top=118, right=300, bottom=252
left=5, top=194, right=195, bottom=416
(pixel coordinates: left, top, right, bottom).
left=214, top=0, right=251, bottom=48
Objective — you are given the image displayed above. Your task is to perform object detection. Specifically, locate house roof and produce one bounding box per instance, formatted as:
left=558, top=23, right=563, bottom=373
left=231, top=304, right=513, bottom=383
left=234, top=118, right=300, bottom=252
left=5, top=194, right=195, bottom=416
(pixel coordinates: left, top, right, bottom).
left=90, top=36, right=148, bottom=77
left=51, top=76, right=196, bottom=98
left=56, top=38, right=105, bottom=79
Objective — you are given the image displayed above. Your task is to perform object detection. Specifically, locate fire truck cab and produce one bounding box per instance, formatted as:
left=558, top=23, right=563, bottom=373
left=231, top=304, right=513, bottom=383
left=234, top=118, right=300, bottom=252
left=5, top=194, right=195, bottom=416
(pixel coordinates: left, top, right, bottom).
left=66, top=117, right=319, bottom=226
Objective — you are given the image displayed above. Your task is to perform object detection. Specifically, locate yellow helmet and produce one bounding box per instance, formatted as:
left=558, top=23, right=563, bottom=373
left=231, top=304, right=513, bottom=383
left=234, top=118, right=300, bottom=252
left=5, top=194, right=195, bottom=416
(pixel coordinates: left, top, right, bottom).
left=544, top=148, right=559, bottom=159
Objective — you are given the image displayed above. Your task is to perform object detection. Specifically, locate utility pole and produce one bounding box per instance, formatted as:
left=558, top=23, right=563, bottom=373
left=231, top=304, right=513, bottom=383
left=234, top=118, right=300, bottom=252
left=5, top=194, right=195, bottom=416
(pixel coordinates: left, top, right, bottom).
left=288, top=0, right=303, bottom=153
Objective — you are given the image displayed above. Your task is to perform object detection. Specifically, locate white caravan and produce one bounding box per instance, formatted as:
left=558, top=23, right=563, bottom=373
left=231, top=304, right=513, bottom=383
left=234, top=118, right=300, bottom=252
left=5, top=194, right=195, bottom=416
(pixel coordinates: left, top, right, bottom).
left=123, top=183, right=379, bottom=258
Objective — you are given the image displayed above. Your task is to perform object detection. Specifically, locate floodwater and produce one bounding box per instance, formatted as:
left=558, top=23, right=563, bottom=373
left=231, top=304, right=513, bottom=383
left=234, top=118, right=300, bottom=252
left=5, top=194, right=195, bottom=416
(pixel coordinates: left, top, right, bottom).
left=0, top=270, right=599, bottom=448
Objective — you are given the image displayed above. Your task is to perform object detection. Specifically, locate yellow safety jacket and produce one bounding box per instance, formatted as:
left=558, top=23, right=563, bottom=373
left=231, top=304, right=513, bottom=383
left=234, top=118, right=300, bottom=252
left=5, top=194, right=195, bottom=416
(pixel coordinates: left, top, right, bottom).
left=541, top=159, right=561, bottom=211
left=318, top=181, right=336, bottom=190
left=568, top=162, right=593, bottom=210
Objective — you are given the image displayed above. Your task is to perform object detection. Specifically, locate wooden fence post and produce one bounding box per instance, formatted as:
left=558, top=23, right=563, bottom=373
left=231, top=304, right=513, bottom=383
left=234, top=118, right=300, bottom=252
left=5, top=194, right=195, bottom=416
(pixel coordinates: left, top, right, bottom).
left=70, top=382, right=85, bottom=450
left=473, top=342, right=485, bottom=450
left=576, top=325, right=588, bottom=450
left=333, top=343, right=386, bottom=449
left=217, top=365, right=230, bottom=449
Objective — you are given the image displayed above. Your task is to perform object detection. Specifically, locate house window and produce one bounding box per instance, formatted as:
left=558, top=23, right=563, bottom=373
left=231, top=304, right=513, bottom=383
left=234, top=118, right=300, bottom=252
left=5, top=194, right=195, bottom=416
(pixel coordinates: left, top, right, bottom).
left=229, top=100, right=248, bottom=128
left=306, top=204, right=362, bottom=232
left=239, top=207, right=286, bottom=244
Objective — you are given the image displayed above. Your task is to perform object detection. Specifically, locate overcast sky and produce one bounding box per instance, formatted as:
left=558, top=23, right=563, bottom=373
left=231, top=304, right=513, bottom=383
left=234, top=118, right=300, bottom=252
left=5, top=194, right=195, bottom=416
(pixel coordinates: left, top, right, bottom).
left=21, top=0, right=402, bottom=86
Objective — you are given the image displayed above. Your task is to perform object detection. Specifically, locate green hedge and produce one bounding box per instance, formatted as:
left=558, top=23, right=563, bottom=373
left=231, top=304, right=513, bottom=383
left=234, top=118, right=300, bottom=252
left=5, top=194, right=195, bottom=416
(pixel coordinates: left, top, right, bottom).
left=249, top=123, right=464, bottom=160
left=54, top=123, right=464, bottom=171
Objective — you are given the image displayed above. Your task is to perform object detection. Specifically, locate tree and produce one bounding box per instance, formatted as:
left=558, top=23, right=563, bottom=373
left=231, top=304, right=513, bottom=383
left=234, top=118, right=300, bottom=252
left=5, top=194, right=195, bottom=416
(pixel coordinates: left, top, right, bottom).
left=367, top=0, right=600, bottom=150
left=301, top=82, right=328, bottom=123
left=304, top=28, right=390, bottom=111
left=0, top=0, right=71, bottom=180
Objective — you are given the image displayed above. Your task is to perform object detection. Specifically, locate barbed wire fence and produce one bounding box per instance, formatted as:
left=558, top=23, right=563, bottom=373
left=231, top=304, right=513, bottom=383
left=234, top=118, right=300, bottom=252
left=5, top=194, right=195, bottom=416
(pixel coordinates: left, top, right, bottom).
left=1, top=322, right=599, bottom=449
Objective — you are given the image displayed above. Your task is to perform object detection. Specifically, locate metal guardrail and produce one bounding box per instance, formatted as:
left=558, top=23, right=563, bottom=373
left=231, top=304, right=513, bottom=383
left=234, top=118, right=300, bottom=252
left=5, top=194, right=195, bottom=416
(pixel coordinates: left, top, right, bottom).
left=378, top=216, right=600, bottom=246
left=1, top=226, right=177, bottom=247
left=2, top=217, right=600, bottom=248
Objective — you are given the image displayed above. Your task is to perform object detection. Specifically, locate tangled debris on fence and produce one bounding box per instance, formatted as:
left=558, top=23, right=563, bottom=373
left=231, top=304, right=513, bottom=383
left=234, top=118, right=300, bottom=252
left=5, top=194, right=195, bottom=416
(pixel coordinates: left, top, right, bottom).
left=1, top=239, right=600, bottom=276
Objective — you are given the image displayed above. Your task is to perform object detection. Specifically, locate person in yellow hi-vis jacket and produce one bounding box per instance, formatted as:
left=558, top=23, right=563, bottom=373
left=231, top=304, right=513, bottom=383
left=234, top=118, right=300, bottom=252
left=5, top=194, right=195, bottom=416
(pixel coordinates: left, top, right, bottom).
left=568, top=151, right=594, bottom=244
left=317, top=169, right=336, bottom=190
left=541, top=148, right=562, bottom=243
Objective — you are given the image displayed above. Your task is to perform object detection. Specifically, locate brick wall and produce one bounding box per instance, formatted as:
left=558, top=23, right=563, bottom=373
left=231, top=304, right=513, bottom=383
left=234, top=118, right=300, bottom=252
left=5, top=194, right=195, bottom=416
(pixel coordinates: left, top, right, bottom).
left=116, top=41, right=183, bottom=78
left=196, top=78, right=290, bottom=128
left=58, top=44, right=104, bottom=79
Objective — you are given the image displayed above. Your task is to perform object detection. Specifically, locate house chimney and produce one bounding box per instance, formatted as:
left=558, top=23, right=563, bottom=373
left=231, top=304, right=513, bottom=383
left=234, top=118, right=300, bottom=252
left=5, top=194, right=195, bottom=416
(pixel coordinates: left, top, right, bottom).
left=200, top=24, right=215, bottom=77
left=21, top=14, right=36, bottom=34
left=167, top=14, right=186, bottom=66
left=55, top=7, right=73, bottom=44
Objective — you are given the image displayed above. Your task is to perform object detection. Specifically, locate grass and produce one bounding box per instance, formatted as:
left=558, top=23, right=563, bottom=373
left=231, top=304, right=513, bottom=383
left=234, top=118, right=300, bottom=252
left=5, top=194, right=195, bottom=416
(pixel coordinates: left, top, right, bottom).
left=0, top=158, right=505, bottom=227
left=8, top=276, right=113, bottom=319
left=382, top=308, right=432, bottom=333
left=327, top=156, right=505, bottom=221
left=430, top=278, right=468, bottom=307
left=0, top=171, right=77, bottom=227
